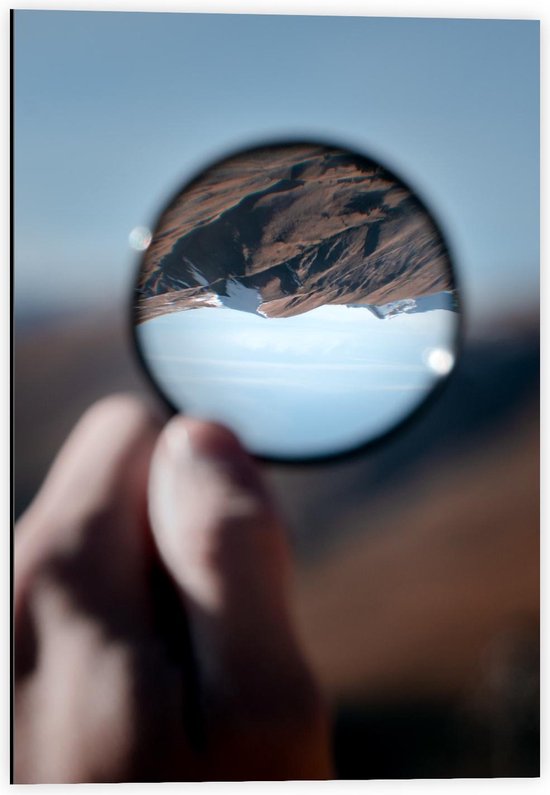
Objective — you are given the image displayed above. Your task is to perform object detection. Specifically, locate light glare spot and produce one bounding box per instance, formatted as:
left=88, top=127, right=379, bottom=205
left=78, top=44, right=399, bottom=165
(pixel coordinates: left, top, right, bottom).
left=129, top=226, right=152, bottom=251
left=425, top=347, right=455, bottom=376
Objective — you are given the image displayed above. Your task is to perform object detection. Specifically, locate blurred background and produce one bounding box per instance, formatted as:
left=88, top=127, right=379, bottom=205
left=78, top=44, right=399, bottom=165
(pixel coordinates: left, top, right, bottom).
left=14, top=12, right=539, bottom=778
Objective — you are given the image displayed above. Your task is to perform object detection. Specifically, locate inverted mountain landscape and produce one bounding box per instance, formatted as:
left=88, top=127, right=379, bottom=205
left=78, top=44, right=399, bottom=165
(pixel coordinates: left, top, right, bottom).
left=134, top=144, right=456, bottom=324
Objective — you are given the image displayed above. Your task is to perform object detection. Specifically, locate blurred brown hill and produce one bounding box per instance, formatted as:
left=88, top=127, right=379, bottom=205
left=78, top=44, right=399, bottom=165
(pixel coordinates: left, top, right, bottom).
left=14, top=308, right=539, bottom=778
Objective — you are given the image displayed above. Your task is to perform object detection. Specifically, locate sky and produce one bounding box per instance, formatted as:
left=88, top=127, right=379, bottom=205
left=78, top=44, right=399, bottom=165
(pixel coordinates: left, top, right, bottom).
left=137, top=302, right=458, bottom=457
left=14, top=12, right=539, bottom=325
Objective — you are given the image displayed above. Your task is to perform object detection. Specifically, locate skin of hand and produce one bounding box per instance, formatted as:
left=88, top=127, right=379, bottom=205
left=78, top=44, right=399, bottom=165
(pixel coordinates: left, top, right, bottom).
left=14, top=395, right=332, bottom=783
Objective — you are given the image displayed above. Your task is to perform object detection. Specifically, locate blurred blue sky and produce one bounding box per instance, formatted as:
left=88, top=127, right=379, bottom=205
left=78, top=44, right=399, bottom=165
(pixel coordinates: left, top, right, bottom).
left=14, top=12, right=539, bottom=323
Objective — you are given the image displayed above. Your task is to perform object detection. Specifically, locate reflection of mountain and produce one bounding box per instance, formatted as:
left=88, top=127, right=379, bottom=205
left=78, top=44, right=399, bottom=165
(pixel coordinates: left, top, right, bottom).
left=148, top=281, right=458, bottom=324
left=348, top=290, right=458, bottom=320
left=135, top=145, right=454, bottom=324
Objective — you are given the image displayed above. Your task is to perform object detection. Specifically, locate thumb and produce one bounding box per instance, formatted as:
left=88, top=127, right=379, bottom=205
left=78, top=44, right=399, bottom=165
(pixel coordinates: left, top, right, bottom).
left=147, top=417, right=330, bottom=778
left=148, top=417, right=302, bottom=687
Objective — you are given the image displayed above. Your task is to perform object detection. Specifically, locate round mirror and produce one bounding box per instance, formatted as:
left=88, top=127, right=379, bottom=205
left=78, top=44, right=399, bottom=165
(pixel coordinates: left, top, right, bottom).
left=132, top=141, right=460, bottom=461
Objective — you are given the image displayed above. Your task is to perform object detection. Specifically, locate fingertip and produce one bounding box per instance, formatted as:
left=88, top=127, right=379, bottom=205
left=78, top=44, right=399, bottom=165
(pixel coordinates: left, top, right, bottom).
left=18, top=394, right=163, bottom=548
left=148, top=414, right=285, bottom=606
left=154, top=416, right=266, bottom=503
left=78, top=393, right=164, bottom=440
left=160, top=416, right=251, bottom=466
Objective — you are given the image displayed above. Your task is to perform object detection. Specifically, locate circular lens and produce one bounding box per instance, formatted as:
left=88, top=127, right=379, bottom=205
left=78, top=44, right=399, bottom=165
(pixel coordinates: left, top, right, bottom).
left=133, top=141, right=460, bottom=461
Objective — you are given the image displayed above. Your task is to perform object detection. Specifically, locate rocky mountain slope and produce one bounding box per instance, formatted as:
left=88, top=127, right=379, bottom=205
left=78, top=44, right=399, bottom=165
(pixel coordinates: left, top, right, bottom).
left=135, top=144, right=454, bottom=323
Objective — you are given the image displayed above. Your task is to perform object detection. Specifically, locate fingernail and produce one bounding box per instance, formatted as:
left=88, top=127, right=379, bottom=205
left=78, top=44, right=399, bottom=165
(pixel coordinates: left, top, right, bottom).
left=150, top=418, right=258, bottom=537
left=163, top=419, right=194, bottom=462
left=162, top=417, right=250, bottom=472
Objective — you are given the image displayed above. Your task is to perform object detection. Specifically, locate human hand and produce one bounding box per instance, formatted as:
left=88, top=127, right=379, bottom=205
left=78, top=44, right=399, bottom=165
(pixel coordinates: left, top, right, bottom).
left=14, top=396, right=332, bottom=782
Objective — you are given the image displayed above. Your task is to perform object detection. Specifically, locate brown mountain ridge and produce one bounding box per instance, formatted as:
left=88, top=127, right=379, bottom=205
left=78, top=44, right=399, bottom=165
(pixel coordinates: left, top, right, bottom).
left=135, top=144, right=454, bottom=323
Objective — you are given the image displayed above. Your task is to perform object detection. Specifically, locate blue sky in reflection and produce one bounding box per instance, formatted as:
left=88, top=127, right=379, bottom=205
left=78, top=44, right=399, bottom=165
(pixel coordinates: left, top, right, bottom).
left=137, top=304, right=458, bottom=458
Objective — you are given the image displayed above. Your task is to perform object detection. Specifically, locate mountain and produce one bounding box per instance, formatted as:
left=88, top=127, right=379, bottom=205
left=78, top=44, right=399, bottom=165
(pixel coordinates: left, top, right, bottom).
left=135, top=144, right=455, bottom=324
left=348, top=290, right=458, bottom=320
